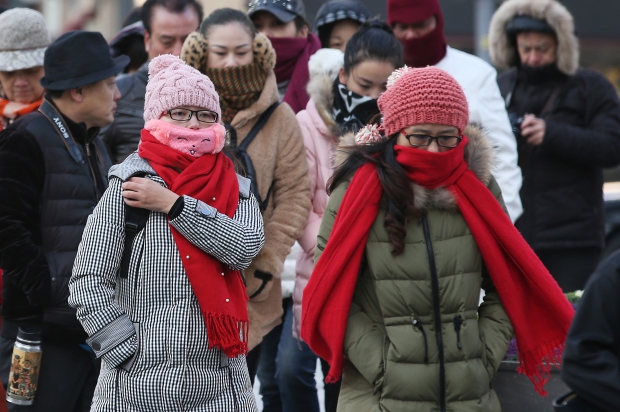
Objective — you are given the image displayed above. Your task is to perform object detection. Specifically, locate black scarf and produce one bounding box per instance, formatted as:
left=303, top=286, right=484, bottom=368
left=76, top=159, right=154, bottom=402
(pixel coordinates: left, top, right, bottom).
left=332, top=79, right=379, bottom=135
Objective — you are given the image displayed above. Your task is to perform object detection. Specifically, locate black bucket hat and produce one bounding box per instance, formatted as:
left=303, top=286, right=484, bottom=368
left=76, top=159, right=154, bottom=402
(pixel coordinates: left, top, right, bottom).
left=248, top=0, right=306, bottom=24
left=40, top=31, right=129, bottom=91
left=506, top=15, right=555, bottom=36
left=314, top=0, right=370, bottom=31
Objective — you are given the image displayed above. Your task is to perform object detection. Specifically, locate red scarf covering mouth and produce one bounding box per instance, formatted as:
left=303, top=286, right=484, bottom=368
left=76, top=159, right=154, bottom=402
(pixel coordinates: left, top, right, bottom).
left=138, top=130, right=249, bottom=358
left=301, top=136, right=574, bottom=395
left=270, top=33, right=321, bottom=114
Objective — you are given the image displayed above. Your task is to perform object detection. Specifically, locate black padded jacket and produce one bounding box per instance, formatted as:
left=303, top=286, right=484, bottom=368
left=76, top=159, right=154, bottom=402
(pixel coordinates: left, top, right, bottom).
left=0, top=102, right=111, bottom=343
left=498, top=67, right=620, bottom=250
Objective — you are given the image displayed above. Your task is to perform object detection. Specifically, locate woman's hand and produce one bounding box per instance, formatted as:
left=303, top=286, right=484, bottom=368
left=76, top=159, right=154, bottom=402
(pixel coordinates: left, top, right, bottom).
left=122, top=177, right=179, bottom=214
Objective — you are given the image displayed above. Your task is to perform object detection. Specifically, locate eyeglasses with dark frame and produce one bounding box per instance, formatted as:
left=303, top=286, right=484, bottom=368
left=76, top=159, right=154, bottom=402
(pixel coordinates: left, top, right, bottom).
left=401, top=131, right=462, bottom=148
left=167, top=108, right=219, bottom=124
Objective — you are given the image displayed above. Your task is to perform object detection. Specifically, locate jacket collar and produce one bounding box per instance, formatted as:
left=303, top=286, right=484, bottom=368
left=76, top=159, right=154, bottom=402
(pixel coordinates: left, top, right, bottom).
left=44, top=95, right=100, bottom=145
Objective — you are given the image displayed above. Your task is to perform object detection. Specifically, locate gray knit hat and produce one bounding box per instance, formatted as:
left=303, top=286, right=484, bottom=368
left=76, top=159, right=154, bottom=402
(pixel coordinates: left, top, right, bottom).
left=0, top=8, right=50, bottom=72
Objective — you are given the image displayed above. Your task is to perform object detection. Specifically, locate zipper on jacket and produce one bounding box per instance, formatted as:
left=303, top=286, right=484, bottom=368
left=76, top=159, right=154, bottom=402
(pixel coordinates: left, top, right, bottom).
left=413, top=318, right=429, bottom=364
left=130, top=240, right=145, bottom=313
left=453, top=315, right=463, bottom=350
left=422, top=215, right=447, bottom=412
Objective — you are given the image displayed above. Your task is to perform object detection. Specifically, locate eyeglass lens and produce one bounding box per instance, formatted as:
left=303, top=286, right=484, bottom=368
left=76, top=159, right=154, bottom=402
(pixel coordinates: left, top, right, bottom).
left=405, top=134, right=461, bottom=147
left=169, top=108, right=218, bottom=123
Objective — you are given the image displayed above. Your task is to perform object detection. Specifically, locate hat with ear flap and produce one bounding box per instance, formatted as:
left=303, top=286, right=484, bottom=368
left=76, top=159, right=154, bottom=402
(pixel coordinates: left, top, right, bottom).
left=143, top=54, right=221, bottom=123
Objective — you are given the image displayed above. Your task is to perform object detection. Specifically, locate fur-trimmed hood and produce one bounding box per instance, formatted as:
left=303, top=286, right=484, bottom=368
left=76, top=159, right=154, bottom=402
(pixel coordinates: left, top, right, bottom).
left=336, top=124, right=494, bottom=211
left=306, top=73, right=341, bottom=138
left=489, top=0, right=579, bottom=75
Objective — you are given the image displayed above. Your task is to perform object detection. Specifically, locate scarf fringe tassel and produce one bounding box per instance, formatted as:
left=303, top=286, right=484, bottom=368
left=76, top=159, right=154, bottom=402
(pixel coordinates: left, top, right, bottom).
left=517, top=341, right=565, bottom=396
left=204, top=312, right=249, bottom=358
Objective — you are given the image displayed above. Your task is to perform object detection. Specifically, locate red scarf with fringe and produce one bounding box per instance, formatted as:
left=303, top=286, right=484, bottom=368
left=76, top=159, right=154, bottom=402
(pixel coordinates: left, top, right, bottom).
left=139, top=130, right=248, bottom=357
left=301, top=136, right=574, bottom=395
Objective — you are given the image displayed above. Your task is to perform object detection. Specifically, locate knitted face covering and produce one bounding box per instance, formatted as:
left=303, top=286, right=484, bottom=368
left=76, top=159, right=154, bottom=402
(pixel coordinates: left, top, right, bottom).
left=204, top=63, right=268, bottom=124
left=144, top=119, right=226, bottom=158
left=332, top=78, right=379, bottom=130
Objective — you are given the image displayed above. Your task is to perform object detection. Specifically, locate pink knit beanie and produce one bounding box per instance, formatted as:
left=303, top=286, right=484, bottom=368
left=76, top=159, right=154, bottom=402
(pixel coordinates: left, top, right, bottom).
left=144, top=54, right=221, bottom=123
left=377, top=66, right=469, bottom=136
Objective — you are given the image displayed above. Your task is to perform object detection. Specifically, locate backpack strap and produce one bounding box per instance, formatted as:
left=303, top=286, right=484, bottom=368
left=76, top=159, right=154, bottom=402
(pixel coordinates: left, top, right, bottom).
left=237, top=102, right=279, bottom=210
left=119, top=174, right=151, bottom=279
left=238, top=102, right=280, bottom=151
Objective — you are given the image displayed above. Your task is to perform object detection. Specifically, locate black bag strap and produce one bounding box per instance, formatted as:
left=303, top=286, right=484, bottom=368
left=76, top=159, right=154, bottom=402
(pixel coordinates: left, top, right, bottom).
left=227, top=102, right=279, bottom=211
left=238, top=102, right=279, bottom=151
left=119, top=174, right=150, bottom=279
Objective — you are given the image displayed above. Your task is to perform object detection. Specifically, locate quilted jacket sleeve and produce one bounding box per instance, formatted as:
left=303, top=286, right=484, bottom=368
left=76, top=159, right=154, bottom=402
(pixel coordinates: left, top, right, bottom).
left=69, top=177, right=137, bottom=369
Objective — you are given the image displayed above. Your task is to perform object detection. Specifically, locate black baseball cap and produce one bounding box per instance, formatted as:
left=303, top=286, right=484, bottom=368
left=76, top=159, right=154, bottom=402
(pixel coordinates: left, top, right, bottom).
left=40, top=31, right=129, bottom=91
left=248, top=0, right=307, bottom=24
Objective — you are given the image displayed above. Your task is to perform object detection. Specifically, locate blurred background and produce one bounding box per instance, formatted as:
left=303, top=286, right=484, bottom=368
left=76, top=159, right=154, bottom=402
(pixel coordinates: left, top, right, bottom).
left=2, top=0, right=619, bottom=89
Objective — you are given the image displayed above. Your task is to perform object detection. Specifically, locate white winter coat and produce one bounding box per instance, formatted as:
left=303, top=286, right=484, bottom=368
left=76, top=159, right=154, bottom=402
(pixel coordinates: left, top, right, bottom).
left=69, top=154, right=264, bottom=411
left=436, top=46, right=523, bottom=221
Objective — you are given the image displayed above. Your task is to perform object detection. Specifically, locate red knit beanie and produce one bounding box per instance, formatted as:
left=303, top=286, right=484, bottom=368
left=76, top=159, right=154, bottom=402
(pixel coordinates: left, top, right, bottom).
left=387, top=0, right=439, bottom=26
left=377, top=66, right=469, bottom=136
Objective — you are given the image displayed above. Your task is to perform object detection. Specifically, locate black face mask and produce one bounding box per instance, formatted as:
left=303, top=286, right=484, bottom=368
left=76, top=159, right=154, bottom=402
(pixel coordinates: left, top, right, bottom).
left=332, top=78, right=379, bottom=134
left=518, top=63, right=563, bottom=84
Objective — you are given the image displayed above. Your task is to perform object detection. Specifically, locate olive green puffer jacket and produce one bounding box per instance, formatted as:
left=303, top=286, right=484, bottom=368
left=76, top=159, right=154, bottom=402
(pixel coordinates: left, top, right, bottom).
left=316, top=126, right=514, bottom=412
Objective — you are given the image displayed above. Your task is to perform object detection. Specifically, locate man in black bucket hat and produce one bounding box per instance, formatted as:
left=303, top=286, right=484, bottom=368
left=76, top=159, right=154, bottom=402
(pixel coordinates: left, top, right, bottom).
left=0, top=31, right=128, bottom=411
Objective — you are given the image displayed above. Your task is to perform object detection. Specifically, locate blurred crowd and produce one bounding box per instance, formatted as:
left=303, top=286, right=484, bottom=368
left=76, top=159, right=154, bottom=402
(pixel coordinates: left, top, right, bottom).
left=0, top=0, right=619, bottom=411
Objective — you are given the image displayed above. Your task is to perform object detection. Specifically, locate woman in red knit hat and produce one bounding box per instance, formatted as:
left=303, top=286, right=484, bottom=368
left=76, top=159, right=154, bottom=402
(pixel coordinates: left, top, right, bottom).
left=301, top=66, right=574, bottom=412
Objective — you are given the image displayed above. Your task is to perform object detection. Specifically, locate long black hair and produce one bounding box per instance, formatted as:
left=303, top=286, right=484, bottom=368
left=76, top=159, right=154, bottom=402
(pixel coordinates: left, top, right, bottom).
left=328, top=131, right=418, bottom=256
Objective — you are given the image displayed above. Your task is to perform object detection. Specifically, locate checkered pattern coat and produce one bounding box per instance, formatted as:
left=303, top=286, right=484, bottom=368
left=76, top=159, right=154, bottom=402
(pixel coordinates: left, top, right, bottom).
left=69, top=154, right=263, bottom=411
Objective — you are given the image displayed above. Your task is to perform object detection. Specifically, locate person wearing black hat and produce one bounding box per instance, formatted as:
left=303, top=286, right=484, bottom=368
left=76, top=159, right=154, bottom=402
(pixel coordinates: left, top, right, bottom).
left=0, top=30, right=127, bottom=411
left=314, top=0, right=370, bottom=51
left=248, top=0, right=321, bottom=114
left=489, top=0, right=620, bottom=293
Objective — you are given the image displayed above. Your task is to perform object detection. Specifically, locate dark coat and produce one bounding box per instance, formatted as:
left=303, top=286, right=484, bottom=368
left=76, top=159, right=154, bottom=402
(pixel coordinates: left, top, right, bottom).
left=0, top=102, right=111, bottom=343
left=498, top=67, right=620, bottom=250
left=562, top=250, right=620, bottom=412
left=99, top=61, right=148, bottom=163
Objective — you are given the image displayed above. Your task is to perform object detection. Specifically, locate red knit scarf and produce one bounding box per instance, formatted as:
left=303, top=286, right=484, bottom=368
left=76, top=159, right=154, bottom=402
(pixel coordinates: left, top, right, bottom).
left=270, top=33, right=321, bottom=114
left=301, top=136, right=574, bottom=395
left=138, top=130, right=249, bottom=357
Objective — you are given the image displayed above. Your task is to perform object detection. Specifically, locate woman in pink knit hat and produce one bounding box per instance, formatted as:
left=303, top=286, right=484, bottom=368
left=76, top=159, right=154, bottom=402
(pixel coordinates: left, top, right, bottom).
left=301, top=66, right=574, bottom=412
left=69, top=54, right=263, bottom=411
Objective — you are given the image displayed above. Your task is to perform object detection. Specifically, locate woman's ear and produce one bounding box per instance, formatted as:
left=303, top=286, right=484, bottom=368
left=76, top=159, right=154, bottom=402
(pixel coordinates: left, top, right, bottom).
left=338, top=67, right=348, bottom=86
left=298, top=24, right=309, bottom=38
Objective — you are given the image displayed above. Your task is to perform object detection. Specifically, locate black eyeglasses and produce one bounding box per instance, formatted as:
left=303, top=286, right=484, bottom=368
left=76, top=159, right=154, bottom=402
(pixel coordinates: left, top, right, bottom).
left=401, top=132, right=462, bottom=148
left=167, top=108, right=219, bottom=123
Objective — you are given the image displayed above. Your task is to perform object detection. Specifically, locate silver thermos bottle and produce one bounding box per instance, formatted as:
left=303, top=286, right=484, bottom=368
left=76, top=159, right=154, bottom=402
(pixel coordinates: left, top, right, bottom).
left=6, top=327, right=42, bottom=405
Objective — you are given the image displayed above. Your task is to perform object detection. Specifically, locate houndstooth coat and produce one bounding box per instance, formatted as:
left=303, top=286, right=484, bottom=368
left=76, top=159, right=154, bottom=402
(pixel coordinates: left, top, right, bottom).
left=69, top=154, right=264, bottom=411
